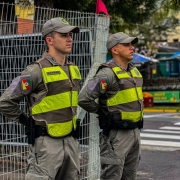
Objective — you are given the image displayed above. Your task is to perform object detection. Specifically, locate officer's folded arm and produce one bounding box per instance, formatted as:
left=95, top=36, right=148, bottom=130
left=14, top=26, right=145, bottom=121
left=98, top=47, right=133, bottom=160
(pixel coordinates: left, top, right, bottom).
left=78, top=86, right=99, bottom=114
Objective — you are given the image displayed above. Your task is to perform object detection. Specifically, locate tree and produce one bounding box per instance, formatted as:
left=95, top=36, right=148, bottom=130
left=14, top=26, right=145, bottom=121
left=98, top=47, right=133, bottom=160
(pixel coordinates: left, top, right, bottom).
left=34, top=0, right=94, bottom=9
left=137, top=0, right=180, bottom=43
left=1, top=0, right=180, bottom=43
left=28, top=0, right=159, bottom=26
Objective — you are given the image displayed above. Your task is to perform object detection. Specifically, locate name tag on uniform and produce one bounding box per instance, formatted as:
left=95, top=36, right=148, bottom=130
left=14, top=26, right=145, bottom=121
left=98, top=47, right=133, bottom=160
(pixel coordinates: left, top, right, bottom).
left=47, top=71, right=61, bottom=75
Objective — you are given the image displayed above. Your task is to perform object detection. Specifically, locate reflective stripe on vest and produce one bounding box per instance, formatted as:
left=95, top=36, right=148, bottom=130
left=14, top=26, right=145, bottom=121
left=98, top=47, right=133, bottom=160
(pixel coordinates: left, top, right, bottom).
left=47, top=115, right=77, bottom=137
left=121, top=111, right=143, bottom=122
left=113, top=66, right=142, bottom=79
left=42, top=66, right=69, bottom=83
left=41, top=65, right=81, bottom=83
left=107, top=87, right=143, bottom=106
left=32, top=91, right=78, bottom=115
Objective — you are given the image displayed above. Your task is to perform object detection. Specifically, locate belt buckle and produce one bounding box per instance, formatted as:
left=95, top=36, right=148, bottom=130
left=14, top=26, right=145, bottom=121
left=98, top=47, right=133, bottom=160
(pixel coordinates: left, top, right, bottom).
left=122, top=122, right=128, bottom=128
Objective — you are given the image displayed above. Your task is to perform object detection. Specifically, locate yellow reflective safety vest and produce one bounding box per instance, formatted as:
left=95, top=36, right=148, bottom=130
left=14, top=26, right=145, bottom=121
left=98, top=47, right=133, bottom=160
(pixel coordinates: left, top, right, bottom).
left=99, top=60, right=143, bottom=122
left=30, top=58, right=81, bottom=137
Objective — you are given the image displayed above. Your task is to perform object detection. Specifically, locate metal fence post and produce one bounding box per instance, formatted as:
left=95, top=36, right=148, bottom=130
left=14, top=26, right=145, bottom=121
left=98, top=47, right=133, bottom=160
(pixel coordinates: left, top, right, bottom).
left=87, top=16, right=110, bottom=180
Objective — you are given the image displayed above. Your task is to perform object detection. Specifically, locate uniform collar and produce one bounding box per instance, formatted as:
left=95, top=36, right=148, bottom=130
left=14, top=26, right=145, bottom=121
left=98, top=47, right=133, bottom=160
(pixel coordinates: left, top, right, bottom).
left=42, top=51, right=72, bottom=66
left=112, top=58, right=134, bottom=71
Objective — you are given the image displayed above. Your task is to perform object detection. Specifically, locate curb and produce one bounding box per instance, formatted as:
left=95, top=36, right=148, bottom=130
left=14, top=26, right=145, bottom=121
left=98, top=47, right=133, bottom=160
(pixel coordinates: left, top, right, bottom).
left=141, top=145, right=180, bottom=151
left=144, top=109, right=178, bottom=113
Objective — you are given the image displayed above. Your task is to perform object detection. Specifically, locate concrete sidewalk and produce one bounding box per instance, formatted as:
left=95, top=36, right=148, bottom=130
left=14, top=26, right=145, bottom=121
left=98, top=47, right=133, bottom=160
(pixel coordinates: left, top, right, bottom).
left=144, top=108, right=179, bottom=113
left=144, top=106, right=180, bottom=113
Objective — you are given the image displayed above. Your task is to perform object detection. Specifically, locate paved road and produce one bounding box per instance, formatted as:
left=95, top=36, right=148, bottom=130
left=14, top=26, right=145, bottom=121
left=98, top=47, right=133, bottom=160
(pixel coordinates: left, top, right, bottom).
left=137, top=112, right=180, bottom=180
left=141, top=112, right=180, bottom=150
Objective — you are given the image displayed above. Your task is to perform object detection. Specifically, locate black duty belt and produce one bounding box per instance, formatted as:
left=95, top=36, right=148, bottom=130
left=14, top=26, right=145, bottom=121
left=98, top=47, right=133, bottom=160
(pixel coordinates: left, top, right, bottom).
left=111, top=120, right=142, bottom=129
left=35, top=125, right=74, bottom=138
left=35, top=126, right=49, bottom=138
left=111, top=113, right=143, bottom=129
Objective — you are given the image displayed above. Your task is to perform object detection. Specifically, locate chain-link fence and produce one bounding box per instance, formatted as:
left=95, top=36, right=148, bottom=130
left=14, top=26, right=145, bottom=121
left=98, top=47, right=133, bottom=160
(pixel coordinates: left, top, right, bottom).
left=0, top=2, right=109, bottom=180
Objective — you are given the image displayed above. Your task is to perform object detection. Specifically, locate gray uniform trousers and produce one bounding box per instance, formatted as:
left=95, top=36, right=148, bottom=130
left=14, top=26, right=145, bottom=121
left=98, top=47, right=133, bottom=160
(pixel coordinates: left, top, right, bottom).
left=100, top=128, right=140, bottom=180
left=25, top=135, right=80, bottom=180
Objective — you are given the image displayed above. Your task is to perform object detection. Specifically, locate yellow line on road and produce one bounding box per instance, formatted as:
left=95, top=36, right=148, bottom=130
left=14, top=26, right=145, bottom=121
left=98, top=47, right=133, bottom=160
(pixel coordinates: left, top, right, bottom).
left=144, top=109, right=178, bottom=113
left=164, top=110, right=177, bottom=113
left=144, top=109, right=163, bottom=112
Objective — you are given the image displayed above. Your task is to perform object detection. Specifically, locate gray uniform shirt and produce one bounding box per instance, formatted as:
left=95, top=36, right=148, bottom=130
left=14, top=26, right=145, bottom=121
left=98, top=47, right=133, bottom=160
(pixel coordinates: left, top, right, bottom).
left=0, top=63, right=42, bottom=122
left=0, top=51, right=70, bottom=125
left=78, top=59, right=125, bottom=113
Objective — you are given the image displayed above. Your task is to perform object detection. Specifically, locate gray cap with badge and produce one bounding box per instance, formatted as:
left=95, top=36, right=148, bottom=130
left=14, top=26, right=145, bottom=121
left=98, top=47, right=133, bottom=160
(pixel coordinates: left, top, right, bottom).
left=106, top=32, right=138, bottom=51
left=42, top=17, right=80, bottom=38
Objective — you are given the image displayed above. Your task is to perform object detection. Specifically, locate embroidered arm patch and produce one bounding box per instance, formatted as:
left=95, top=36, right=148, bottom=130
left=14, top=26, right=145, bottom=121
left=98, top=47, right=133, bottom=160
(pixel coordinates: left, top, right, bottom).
left=22, top=77, right=31, bottom=90
left=10, top=75, right=32, bottom=95
left=87, top=76, right=108, bottom=96
left=100, top=78, right=108, bottom=90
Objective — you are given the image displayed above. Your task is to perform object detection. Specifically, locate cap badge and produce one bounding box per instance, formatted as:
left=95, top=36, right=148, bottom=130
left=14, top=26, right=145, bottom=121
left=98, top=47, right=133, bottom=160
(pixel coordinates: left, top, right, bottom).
left=121, top=32, right=128, bottom=36
left=59, top=18, right=69, bottom=25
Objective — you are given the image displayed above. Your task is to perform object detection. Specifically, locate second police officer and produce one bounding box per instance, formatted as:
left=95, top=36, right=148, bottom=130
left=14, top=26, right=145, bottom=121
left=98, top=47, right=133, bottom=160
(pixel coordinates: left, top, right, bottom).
left=78, top=32, right=144, bottom=180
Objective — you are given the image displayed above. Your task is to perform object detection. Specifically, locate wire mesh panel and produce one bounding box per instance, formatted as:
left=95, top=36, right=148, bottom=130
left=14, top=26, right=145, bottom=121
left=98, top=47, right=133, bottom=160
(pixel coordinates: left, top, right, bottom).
left=0, top=2, right=109, bottom=180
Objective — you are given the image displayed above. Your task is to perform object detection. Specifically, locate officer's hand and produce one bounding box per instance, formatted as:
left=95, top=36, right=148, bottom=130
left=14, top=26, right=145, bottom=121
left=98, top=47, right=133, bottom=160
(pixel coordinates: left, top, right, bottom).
left=73, top=118, right=81, bottom=139
left=19, top=113, right=30, bottom=127
left=96, top=108, right=107, bottom=128
left=25, top=126, right=30, bottom=135
left=97, top=108, right=108, bottom=120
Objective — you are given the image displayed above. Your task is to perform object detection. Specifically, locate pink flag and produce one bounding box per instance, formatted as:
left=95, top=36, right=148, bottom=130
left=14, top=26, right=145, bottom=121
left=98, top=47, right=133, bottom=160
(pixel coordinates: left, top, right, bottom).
left=96, top=0, right=110, bottom=17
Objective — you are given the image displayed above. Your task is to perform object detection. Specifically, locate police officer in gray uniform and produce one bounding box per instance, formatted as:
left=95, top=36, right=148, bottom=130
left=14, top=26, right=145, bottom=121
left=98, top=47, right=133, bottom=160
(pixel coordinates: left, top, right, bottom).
left=78, top=32, right=144, bottom=180
left=0, top=17, right=81, bottom=180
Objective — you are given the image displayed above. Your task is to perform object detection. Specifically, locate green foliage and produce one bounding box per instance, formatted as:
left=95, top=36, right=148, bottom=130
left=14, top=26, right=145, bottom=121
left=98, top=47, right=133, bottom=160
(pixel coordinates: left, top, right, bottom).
left=54, top=0, right=95, bottom=12
left=161, top=0, right=180, bottom=12
left=19, top=0, right=180, bottom=43
left=107, top=0, right=157, bottom=24
left=106, top=0, right=180, bottom=43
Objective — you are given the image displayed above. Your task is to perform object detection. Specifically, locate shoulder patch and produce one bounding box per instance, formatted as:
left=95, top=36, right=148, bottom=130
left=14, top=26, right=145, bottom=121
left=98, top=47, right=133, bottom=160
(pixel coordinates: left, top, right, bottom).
left=87, top=76, right=108, bottom=96
left=10, top=75, right=32, bottom=95
left=22, top=77, right=31, bottom=90
left=100, top=78, right=108, bottom=90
